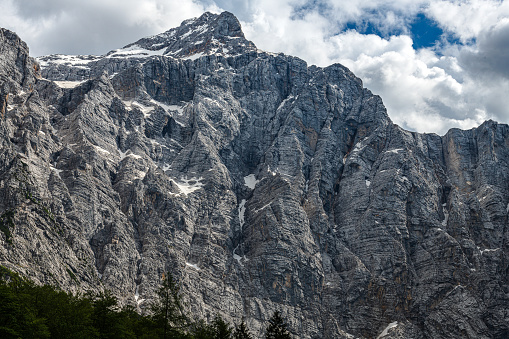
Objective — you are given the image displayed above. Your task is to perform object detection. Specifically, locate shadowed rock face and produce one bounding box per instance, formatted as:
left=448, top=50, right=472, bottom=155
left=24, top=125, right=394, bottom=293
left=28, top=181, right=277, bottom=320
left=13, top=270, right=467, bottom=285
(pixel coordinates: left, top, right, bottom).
left=1, top=12, right=508, bottom=338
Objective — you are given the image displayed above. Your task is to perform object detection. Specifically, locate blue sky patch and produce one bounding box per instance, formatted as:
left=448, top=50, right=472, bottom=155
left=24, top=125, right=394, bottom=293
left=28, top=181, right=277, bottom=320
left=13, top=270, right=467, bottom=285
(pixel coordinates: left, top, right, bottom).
left=341, top=11, right=463, bottom=51
left=410, top=13, right=444, bottom=49
left=344, top=19, right=405, bottom=38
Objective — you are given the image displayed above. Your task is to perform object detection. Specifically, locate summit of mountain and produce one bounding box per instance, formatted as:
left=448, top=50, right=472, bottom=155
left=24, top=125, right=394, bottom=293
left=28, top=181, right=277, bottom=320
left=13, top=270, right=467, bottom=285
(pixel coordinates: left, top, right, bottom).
left=37, top=11, right=258, bottom=75
left=121, top=11, right=257, bottom=58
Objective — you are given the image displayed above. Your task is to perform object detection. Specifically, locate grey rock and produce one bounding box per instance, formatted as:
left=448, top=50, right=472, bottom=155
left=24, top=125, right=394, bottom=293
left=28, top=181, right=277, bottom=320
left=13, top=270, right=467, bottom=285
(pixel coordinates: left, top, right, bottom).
left=0, top=12, right=508, bottom=339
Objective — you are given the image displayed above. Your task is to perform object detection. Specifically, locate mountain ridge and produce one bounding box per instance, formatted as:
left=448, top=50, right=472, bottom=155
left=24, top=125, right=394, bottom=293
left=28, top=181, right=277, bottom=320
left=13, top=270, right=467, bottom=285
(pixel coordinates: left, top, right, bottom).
left=0, top=12, right=508, bottom=339
left=37, top=11, right=258, bottom=75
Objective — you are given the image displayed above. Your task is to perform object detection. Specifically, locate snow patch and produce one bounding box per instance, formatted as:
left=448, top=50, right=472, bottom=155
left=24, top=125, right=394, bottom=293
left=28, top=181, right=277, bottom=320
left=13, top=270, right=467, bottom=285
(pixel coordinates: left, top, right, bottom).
left=134, top=285, right=145, bottom=305
left=150, top=139, right=167, bottom=148
left=277, top=95, right=295, bottom=111
left=442, top=206, right=449, bottom=227
left=172, top=118, right=186, bottom=127
left=171, top=105, right=185, bottom=116
left=238, top=199, right=246, bottom=229
left=37, top=54, right=100, bottom=67
left=233, top=252, right=243, bottom=265
left=94, top=145, right=110, bottom=155
left=351, top=141, right=366, bottom=154
left=132, top=101, right=155, bottom=117
left=377, top=321, right=398, bottom=339
left=183, top=52, right=204, bottom=61
left=365, top=180, right=371, bottom=187
left=480, top=247, right=500, bottom=254
left=133, top=170, right=147, bottom=180
left=167, top=48, right=182, bottom=56
left=186, top=262, right=200, bottom=270
left=204, top=97, right=221, bottom=106
left=267, top=166, right=277, bottom=176
left=233, top=245, right=244, bottom=266
left=254, top=202, right=272, bottom=214
left=149, top=99, right=185, bottom=118
left=107, top=45, right=165, bottom=58
left=386, top=148, right=403, bottom=154
left=50, top=166, right=63, bottom=177
left=171, top=177, right=204, bottom=196
left=506, top=203, right=509, bottom=213
left=180, top=23, right=209, bottom=40
left=118, top=149, right=142, bottom=160
left=54, top=80, right=85, bottom=88
left=244, top=174, right=258, bottom=189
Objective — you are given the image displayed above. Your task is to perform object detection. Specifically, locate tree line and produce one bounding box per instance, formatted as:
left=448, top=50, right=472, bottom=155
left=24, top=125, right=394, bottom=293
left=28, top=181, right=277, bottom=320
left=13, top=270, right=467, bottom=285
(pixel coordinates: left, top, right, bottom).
left=0, top=266, right=291, bottom=338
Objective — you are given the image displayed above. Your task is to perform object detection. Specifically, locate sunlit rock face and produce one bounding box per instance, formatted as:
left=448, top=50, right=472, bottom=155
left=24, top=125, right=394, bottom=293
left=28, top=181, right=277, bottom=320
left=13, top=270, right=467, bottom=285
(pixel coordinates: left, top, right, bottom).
left=1, top=12, right=508, bottom=338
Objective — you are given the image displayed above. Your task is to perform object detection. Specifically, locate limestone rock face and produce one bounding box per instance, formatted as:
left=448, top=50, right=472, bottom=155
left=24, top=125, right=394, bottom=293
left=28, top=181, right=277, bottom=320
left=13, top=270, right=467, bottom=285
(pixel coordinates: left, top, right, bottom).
left=1, top=12, right=508, bottom=339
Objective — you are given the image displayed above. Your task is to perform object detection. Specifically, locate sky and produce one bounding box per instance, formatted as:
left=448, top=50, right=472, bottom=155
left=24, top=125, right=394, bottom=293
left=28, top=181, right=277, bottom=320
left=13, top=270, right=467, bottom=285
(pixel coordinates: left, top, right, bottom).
left=1, top=0, right=509, bottom=135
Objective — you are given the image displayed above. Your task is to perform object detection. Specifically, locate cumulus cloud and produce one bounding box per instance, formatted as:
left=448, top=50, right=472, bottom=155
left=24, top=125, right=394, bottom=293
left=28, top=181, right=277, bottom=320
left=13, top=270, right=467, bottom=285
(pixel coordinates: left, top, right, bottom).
left=459, top=19, right=509, bottom=79
left=426, top=0, right=509, bottom=42
left=0, top=0, right=220, bottom=56
left=1, top=0, right=508, bottom=134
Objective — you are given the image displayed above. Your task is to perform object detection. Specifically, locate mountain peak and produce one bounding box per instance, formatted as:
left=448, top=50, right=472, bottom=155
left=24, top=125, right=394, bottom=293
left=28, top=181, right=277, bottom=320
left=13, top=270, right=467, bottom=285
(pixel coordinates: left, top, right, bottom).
left=114, top=11, right=256, bottom=59
left=180, top=11, right=244, bottom=38
left=37, top=11, right=257, bottom=73
left=211, top=11, right=245, bottom=38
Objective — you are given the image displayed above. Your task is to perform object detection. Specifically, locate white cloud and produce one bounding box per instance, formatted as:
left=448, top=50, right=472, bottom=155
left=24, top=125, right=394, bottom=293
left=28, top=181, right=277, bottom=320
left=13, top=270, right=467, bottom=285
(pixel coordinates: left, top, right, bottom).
left=426, top=0, right=509, bottom=42
left=0, top=0, right=220, bottom=56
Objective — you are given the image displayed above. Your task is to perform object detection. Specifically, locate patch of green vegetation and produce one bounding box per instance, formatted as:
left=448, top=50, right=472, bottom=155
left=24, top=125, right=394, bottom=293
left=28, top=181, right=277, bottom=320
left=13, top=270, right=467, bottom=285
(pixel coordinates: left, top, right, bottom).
left=0, top=209, right=16, bottom=245
left=66, top=268, right=78, bottom=283
left=42, top=205, right=56, bottom=223
left=0, top=267, right=262, bottom=339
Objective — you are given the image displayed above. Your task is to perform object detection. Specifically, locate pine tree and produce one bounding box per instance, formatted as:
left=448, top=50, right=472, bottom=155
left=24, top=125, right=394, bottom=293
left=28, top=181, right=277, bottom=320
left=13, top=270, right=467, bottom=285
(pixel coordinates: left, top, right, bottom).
left=92, top=290, right=136, bottom=338
left=233, top=318, right=252, bottom=339
left=265, top=311, right=291, bottom=339
left=0, top=266, right=50, bottom=338
left=189, top=319, right=214, bottom=339
left=151, top=272, right=191, bottom=339
left=211, top=314, right=233, bottom=339
left=34, top=287, right=97, bottom=339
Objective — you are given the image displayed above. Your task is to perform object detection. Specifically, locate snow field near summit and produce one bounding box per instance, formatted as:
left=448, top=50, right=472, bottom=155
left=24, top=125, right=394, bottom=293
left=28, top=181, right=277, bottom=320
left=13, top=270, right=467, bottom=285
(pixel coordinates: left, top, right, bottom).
left=170, top=177, right=204, bottom=196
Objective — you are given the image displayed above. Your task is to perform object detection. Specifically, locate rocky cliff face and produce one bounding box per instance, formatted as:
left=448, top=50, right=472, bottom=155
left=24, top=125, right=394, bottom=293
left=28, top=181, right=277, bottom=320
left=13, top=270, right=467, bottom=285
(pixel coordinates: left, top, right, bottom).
left=1, top=12, right=508, bottom=338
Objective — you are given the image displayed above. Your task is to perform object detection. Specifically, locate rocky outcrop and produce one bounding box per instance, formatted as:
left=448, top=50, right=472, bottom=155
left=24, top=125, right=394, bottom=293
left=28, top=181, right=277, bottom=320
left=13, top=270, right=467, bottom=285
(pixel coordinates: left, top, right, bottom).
left=0, top=12, right=508, bottom=338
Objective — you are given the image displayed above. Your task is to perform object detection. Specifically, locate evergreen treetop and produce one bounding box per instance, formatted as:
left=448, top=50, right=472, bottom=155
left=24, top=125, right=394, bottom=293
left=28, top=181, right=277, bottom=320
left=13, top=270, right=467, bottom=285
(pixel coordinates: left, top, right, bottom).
left=233, top=318, right=253, bottom=339
left=265, top=311, right=291, bottom=339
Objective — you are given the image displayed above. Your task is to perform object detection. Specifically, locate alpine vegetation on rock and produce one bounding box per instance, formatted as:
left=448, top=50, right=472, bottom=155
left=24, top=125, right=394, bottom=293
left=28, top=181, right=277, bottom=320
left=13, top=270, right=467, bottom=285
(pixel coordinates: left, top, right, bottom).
left=0, top=11, right=508, bottom=339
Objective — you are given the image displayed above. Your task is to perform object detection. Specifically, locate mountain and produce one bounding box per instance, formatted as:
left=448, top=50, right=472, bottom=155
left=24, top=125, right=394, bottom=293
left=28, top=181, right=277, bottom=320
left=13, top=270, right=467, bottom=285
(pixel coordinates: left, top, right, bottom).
left=1, top=11, right=508, bottom=338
